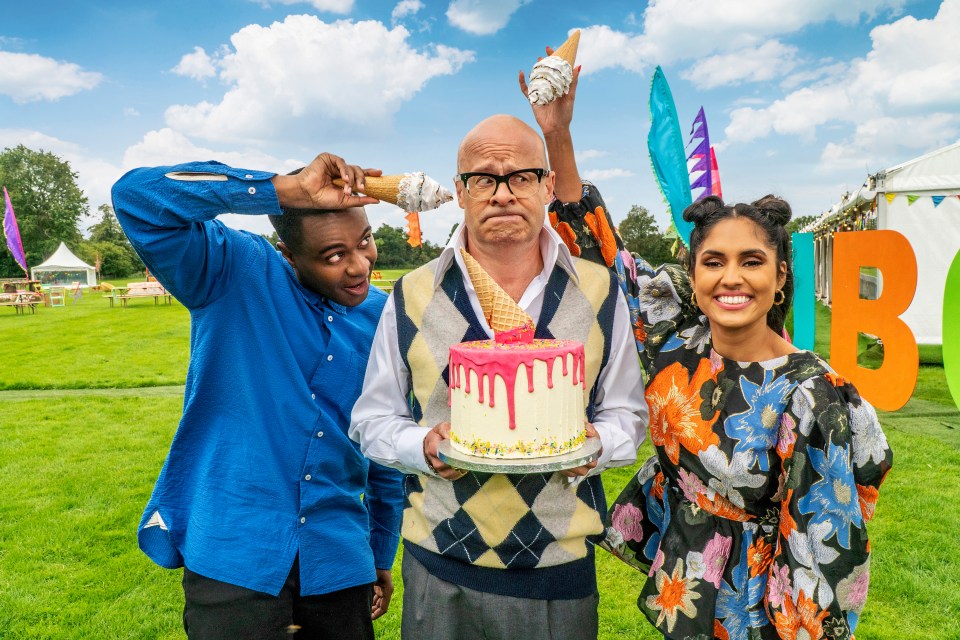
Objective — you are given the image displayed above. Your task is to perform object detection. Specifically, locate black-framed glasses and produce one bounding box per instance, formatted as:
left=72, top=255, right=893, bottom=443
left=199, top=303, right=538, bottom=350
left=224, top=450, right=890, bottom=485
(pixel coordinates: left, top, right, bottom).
left=455, top=168, right=547, bottom=200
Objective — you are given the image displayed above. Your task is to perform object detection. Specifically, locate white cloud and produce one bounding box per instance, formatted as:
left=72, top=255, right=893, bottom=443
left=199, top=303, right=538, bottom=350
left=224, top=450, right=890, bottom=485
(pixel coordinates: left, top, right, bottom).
left=446, top=0, right=530, bottom=35
left=392, top=0, right=424, bottom=23
left=724, top=0, right=960, bottom=149
left=576, top=25, right=650, bottom=75
left=0, top=128, right=117, bottom=214
left=267, top=0, right=354, bottom=13
left=819, top=113, right=959, bottom=171
left=123, top=107, right=140, bottom=117
left=121, top=128, right=300, bottom=174
left=575, top=149, right=608, bottom=162
left=0, top=51, right=102, bottom=103
left=582, top=168, right=635, bottom=181
left=681, top=40, right=799, bottom=89
left=640, top=0, right=906, bottom=62
left=171, top=46, right=217, bottom=81
left=164, top=16, right=473, bottom=144
left=577, top=0, right=905, bottom=77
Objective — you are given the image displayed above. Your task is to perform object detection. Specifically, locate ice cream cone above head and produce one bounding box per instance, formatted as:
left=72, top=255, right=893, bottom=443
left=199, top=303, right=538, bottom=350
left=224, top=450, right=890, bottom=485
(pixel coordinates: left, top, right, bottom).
left=526, top=29, right=580, bottom=106
left=332, top=172, right=452, bottom=212
left=459, top=248, right=535, bottom=344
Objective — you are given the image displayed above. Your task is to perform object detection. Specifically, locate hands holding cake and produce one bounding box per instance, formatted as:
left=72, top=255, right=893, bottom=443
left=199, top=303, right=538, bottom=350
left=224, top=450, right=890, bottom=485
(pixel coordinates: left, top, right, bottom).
left=349, top=50, right=647, bottom=637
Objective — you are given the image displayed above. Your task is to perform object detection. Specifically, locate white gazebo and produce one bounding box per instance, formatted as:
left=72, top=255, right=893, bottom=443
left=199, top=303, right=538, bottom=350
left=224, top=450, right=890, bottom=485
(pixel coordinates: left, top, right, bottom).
left=807, top=140, right=960, bottom=345
left=31, top=242, right=97, bottom=287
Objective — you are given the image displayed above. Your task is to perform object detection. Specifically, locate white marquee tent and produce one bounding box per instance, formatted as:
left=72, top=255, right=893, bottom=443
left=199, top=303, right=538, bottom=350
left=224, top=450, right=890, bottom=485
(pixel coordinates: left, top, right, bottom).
left=808, top=140, right=960, bottom=344
left=31, top=242, right=97, bottom=287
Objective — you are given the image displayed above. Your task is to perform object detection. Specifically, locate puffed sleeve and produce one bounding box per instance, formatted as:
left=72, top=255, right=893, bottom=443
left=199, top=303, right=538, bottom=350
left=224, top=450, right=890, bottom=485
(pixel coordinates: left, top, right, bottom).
left=766, top=374, right=892, bottom=639
left=549, top=181, right=657, bottom=359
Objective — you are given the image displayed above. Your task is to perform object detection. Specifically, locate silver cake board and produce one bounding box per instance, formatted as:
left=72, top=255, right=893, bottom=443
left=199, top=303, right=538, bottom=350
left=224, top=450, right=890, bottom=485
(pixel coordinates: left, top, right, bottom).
left=436, top=436, right=601, bottom=474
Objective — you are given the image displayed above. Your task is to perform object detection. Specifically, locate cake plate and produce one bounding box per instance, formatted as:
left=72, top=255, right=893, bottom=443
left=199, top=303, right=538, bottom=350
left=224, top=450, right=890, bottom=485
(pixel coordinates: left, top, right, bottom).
left=436, top=436, right=602, bottom=474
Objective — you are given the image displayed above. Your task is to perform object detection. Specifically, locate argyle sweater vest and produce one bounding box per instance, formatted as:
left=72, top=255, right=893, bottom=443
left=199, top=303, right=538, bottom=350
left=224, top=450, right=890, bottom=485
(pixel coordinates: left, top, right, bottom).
left=394, top=256, right=620, bottom=599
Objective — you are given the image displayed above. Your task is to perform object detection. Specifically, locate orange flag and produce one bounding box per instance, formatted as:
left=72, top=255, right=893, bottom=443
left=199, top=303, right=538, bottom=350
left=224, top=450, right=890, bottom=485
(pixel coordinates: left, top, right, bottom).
left=404, top=211, right=422, bottom=247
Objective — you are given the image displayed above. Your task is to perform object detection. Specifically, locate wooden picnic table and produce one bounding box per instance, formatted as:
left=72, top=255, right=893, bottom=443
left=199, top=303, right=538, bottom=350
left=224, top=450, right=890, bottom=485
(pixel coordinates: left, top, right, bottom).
left=0, top=291, right=41, bottom=314
left=113, top=282, right=174, bottom=307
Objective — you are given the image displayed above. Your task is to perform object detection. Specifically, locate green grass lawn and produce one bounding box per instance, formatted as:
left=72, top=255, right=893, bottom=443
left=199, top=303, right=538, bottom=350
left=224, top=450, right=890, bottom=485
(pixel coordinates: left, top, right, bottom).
left=1, top=293, right=958, bottom=638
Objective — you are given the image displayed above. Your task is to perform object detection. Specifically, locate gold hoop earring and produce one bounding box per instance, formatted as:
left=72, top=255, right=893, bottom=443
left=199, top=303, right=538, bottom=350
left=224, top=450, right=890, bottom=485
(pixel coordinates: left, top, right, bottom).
left=691, top=290, right=698, bottom=308
left=774, top=289, right=785, bottom=305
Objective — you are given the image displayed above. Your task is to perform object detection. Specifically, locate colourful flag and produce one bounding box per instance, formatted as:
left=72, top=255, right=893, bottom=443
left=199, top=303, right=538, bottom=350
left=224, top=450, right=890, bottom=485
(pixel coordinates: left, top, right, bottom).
left=687, top=107, right=712, bottom=201
left=648, top=66, right=693, bottom=246
left=709, top=147, right=723, bottom=199
left=932, top=195, right=945, bottom=207
left=404, top=211, right=422, bottom=248
left=3, top=187, right=28, bottom=275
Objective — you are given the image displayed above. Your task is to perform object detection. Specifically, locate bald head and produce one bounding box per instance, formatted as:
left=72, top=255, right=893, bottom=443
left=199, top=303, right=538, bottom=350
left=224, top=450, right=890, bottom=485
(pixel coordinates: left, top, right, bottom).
left=457, top=115, right=547, bottom=172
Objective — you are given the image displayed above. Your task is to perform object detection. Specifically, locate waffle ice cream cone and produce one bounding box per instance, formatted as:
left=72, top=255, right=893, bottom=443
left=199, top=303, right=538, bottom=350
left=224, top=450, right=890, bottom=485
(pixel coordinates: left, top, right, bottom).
left=553, top=29, right=580, bottom=66
left=332, top=173, right=452, bottom=212
left=460, top=249, right=533, bottom=333
left=334, top=175, right=404, bottom=204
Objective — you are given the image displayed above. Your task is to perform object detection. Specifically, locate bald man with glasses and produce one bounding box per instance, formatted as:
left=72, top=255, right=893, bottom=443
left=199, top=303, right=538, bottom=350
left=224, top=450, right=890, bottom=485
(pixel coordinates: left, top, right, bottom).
left=350, top=71, right=648, bottom=640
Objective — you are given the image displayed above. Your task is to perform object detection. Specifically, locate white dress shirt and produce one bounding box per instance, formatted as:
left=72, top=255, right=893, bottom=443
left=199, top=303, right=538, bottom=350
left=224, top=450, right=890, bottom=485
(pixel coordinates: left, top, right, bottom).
left=349, top=222, right=648, bottom=476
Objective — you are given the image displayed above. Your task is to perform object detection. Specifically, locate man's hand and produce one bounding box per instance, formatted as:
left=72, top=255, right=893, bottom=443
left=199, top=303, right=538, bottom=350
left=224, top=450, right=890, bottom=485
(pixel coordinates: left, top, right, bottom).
left=272, top=152, right=382, bottom=210
left=371, top=568, right=393, bottom=620
left=423, top=422, right=468, bottom=481
left=518, top=48, right=581, bottom=137
left=560, top=422, right=601, bottom=478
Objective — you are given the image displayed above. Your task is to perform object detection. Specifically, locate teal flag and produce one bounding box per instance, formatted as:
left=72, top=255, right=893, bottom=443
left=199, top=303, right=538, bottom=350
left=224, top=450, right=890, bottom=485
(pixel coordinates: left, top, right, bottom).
left=791, top=233, right=815, bottom=350
left=648, top=66, right=693, bottom=246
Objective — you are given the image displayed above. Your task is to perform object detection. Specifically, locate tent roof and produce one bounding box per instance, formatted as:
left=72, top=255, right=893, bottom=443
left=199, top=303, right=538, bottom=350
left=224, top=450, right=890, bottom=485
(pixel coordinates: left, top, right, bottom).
left=808, top=140, right=960, bottom=229
left=875, top=139, right=960, bottom=193
left=34, top=242, right=95, bottom=270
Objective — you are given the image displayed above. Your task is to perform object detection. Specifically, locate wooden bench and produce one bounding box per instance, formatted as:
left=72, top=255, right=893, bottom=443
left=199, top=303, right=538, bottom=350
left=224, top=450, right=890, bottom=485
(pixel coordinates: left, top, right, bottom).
left=115, top=291, right=173, bottom=307
left=371, top=279, right=398, bottom=294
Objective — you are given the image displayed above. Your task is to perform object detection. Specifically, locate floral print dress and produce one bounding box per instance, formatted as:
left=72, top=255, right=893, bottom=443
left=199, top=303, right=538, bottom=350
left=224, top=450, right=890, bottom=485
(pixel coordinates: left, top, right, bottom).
left=549, top=190, right=893, bottom=640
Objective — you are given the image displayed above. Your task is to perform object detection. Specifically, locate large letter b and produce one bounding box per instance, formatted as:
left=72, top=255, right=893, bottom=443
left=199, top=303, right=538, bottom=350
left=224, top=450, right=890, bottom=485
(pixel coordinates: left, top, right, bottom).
left=830, top=230, right=918, bottom=410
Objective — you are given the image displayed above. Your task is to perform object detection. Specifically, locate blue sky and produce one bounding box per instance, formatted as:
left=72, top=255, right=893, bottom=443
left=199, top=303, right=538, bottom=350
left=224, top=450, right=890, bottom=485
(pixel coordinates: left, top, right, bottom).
left=1, top=0, right=956, bottom=244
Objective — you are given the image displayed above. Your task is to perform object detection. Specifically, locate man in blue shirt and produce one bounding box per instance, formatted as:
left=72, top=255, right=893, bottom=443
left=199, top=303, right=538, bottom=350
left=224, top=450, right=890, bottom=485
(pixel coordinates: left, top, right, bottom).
left=112, top=153, right=404, bottom=640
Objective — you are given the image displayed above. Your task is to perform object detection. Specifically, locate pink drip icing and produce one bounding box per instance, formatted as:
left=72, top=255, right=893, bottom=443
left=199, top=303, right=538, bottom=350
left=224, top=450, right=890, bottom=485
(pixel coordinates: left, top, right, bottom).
left=448, top=339, right=584, bottom=432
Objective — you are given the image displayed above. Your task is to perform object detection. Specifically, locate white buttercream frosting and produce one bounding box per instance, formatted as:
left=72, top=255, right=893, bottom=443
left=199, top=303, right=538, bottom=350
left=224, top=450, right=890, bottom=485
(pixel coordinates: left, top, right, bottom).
left=397, top=172, right=453, bottom=212
left=527, top=56, right=573, bottom=105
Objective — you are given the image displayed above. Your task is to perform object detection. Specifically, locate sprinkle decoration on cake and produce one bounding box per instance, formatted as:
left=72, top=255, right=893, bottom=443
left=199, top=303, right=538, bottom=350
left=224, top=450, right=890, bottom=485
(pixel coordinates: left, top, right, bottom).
left=449, top=249, right=588, bottom=459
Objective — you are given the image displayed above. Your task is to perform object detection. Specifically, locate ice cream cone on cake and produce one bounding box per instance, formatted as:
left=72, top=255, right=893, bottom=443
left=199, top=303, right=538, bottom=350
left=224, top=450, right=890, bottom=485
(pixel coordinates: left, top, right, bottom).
left=332, top=172, right=452, bottom=212
left=460, top=248, right=533, bottom=336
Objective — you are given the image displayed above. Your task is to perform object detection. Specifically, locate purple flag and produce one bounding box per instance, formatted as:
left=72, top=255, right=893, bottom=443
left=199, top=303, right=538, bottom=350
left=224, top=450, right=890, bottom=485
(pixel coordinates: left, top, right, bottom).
left=3, top=187, right=28, bottom=275
left=686, top=107, right=713, bottom=201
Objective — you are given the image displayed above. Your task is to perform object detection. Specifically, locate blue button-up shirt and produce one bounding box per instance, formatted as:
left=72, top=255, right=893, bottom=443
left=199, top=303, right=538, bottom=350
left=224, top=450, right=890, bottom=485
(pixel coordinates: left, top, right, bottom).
left=112, top=161, right=403, bottom=596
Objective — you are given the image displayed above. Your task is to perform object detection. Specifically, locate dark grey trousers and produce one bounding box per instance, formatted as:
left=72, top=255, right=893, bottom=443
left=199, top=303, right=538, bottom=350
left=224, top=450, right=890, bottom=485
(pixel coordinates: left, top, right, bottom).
left=400, top=549, right=599, bottom=640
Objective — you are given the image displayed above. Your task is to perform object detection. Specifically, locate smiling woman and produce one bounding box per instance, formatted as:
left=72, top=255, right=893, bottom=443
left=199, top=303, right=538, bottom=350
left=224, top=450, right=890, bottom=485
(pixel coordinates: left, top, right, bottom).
left=601, top=194, right=893, bottom=640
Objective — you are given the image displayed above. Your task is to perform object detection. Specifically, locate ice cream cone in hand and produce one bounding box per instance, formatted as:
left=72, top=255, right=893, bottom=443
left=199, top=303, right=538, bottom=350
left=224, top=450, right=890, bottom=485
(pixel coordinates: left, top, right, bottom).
left=460, top=248, right=534, bottom=335
left=332, top=172, right=452, bottom=212
left=552, top=29, right=580, bottom=67
left=526, top=29, right=580, bottom=105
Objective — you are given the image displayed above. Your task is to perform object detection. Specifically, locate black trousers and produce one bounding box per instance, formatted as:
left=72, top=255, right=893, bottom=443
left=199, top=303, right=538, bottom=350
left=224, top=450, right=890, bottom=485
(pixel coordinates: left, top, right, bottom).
left=182, top=558, right=375, bottom=640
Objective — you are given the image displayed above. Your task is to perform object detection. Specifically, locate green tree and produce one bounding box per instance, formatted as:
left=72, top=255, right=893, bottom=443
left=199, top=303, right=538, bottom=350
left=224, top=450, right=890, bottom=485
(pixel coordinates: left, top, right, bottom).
left=77, top=205, right=143, bottom=278
left=617, top=204, right=677, bottom=267
left=373, top=224, right=442, bottom=268
left=0, top=145, right=88, bottom=276
left=787, top=214, right=819, bottom=234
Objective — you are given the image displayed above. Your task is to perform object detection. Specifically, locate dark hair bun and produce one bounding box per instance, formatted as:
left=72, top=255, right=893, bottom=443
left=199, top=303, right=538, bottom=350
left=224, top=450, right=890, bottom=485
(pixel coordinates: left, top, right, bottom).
left=682, top=195, right=725, bottom=224
left=752, top=194, right=792, bottom=226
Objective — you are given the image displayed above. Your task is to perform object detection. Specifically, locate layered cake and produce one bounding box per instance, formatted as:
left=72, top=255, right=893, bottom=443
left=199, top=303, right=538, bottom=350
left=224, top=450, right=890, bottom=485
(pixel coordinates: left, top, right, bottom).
left=449, top=250, right=587, bottom=459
